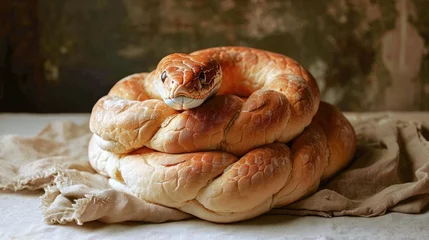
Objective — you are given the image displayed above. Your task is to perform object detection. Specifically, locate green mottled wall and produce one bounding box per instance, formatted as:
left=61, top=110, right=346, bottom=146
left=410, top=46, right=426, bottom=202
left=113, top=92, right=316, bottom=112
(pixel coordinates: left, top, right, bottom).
left=1, top=0, right=428, bottom=112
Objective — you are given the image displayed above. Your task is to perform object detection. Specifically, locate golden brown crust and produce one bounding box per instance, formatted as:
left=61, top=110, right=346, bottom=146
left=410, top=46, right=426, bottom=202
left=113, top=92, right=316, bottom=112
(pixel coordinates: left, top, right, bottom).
left=88, top=46, right=356, bottom=222
left=314, top=102, right=357, bottom=180
left=88, top=101, right=355, bottom=222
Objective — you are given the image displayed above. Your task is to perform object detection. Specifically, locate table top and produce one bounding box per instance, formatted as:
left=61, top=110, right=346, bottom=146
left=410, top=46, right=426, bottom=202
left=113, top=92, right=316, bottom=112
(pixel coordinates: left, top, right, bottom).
left=1, top=113, right=428, bottom=240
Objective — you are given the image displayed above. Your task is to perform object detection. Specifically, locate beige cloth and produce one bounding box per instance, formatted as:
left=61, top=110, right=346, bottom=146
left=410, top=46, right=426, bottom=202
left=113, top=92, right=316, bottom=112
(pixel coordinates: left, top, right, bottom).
left=0, top=115, right=428, bottom=225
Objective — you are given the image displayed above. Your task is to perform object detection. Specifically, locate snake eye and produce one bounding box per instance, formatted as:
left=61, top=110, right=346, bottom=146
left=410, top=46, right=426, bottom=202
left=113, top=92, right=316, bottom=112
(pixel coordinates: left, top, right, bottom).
left=161, top=71, right=167, bottom=83
left=198, top=71, right=206, bottom=85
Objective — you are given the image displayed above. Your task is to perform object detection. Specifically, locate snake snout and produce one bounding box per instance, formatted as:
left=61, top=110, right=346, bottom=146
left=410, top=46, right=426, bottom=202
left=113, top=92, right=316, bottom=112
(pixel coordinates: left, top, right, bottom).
left=171, top=85, right=194, bottom=101
left=164, top=96, right=206, bottom=110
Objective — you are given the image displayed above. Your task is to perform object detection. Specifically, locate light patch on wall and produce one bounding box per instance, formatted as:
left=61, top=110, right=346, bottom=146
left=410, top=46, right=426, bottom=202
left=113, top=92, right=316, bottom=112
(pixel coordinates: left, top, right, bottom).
left=44, top=60, right=59, bottom=82
left=324, top=87, right=344, bottom=105
left=244, top=0, right=306, bottom=39
left=59, top=46, right=68, bottom=55
left=118, top=44, right=147, bottom=58
left=220, top=0, right=236, bottom=11
left=381, top=0, right=426, bottom=110
left=308, top=59, right=328, bottom=92
left=59, top=40, right=74, bottom=55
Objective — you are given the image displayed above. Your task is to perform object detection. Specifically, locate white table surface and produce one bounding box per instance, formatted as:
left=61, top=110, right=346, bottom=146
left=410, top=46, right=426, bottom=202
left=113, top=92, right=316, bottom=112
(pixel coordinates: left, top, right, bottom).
left=1, top=113, right=428, bottom=240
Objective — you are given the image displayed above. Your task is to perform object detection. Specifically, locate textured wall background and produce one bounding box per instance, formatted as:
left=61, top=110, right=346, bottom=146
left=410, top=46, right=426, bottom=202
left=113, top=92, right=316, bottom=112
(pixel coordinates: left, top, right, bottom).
left=0, top=0, right=428, bottom=112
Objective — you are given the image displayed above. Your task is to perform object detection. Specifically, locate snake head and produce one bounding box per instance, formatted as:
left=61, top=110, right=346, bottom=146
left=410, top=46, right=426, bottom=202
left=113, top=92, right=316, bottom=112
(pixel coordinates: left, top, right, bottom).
left=154, top=53, right=222, bottom=110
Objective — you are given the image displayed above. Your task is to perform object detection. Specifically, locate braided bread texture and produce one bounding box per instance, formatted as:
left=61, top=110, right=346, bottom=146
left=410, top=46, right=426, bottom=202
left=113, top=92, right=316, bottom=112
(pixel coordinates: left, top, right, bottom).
left=89, top=46, right=356, bottom=222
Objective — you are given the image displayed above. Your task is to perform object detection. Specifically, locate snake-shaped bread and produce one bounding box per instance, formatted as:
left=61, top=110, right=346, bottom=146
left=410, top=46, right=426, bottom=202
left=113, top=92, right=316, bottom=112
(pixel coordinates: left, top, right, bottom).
left=89, top=46, right=356, bottom=222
